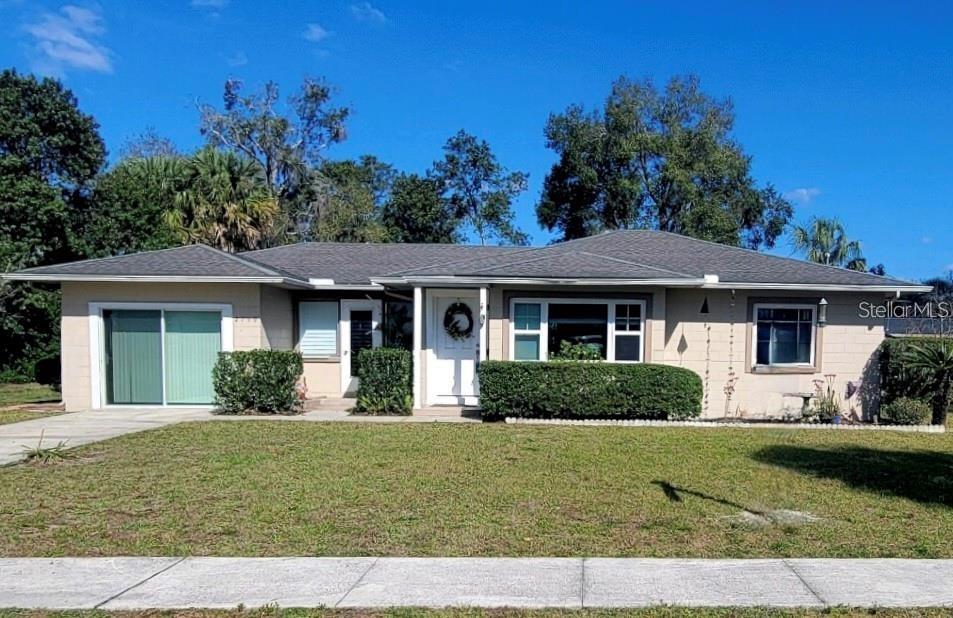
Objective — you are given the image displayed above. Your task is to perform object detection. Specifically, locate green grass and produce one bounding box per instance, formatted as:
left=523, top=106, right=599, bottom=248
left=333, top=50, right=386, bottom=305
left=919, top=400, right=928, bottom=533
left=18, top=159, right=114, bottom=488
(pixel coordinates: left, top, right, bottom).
left=1, top=609, right=951, bottom=618
left=0, top=382, right=60, bottom=407
left=0, top=422, right=951, bottom=557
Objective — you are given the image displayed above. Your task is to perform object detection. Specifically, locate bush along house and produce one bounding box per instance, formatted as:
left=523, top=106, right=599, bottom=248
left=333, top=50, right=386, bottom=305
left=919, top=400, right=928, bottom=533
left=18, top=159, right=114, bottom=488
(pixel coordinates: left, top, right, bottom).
left=3, top=230, right=930, bottom=419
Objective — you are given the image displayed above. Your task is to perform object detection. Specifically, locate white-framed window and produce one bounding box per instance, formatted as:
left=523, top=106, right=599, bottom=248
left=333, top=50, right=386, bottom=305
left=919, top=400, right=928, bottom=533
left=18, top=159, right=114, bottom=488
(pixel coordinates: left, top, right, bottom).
left=752, top=303, right=816, bottom=367
left=298, top=301, right=339, bottom=358
left=509, top=298, right=645, bottom=363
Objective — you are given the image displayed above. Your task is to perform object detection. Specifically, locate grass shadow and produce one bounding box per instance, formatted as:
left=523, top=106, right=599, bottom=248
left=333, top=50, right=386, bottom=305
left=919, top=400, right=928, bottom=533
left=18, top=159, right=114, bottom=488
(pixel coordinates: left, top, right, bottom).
left=753, top=445, right=953, bottom=507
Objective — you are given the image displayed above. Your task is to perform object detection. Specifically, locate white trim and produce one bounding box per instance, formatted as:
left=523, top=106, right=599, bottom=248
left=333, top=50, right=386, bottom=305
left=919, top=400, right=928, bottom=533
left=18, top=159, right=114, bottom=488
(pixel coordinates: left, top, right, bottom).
left=412, top=286, right=423, bottom=409
left=88, top=301, right=233, bottom=409
left=478, top=286, right=488, bottom=363
left=340, top=299, right=382, bottom=395
left=751, top=302, right=817, bottom=368
left=508, top=297, right=646, bottom=363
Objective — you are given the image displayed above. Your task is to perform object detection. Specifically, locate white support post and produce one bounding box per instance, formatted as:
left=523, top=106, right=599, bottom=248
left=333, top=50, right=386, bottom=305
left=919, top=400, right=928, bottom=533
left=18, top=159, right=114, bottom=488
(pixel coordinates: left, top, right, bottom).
left=478, top=286, right=489, bottom=363
left=412, top=286, right=423, bottom=410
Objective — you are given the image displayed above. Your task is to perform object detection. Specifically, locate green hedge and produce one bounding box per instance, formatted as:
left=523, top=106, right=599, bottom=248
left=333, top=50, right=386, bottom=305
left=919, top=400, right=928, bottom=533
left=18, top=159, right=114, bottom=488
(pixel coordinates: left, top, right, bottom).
left=880, top=397, right=932, bottom=426
left=355, top=347, right=412, bottom=415
left=478, top=361, right=702, bottom=421
left=212, top=350, right=303, bottom=414
left=879, top=337, right=952, bottom=412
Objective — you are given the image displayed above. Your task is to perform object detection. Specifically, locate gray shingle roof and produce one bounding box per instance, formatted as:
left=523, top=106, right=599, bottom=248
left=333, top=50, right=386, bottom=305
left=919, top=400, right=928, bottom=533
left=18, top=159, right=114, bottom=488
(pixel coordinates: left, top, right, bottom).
left=382, top=230, right=920, bottom=288
left=5, top=231, right=926, bottom=290
left=243, top=242, right=523, bottom=285
left=9, top=244, right=298, bottom=281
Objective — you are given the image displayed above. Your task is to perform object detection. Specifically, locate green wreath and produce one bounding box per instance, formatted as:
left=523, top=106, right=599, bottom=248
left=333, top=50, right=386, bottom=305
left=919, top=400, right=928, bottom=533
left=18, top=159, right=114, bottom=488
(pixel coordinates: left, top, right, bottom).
left=443, top=301, right=475, bottom=341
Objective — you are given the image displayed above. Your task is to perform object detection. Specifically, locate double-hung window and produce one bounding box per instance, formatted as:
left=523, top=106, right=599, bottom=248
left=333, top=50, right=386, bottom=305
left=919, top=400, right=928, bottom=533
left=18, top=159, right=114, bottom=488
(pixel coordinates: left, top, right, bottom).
left=512, top=302, right=543, bottom=361
left=509, top=299, right=645, bottom=363
left=753, top=304, right=815, bottom=367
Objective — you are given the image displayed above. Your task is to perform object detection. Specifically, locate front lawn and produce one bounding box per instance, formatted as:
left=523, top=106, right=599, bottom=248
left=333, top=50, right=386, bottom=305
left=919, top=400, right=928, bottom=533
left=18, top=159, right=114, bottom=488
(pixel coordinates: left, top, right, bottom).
left=0, top=382, right=62, bottom=425
left=0, top=422, right=951, bottom=557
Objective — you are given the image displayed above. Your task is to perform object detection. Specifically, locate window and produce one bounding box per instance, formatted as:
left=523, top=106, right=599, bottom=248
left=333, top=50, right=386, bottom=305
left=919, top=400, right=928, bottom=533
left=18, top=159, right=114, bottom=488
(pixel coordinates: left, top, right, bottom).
left=614, top=303, right=643, bottom=362
left=509, top=299, right=645, bottom=363
left=513, top=302, right=542, bottom=360
left=548, top=303, right=607, bottom=359
left=299, top=301, right=339, bottom=357
left=753, top=304, right=815, bottom=366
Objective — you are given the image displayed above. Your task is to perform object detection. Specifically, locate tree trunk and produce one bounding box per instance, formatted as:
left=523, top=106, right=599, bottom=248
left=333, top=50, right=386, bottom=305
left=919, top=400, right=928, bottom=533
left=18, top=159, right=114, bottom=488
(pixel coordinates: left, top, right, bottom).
left=933, top=381, right=951, bottom=426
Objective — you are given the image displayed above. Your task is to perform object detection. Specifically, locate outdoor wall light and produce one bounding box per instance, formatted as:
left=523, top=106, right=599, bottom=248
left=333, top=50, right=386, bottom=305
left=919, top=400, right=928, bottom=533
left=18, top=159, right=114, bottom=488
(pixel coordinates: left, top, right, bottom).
left=818, top=298, right=828, bottom=326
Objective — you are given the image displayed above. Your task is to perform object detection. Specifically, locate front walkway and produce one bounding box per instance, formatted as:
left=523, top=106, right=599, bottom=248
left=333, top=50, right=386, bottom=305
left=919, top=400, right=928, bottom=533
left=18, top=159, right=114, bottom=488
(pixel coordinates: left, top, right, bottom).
left=1, top=557, right=951, bottom=609
left=0, top=407, right=212, bottom=466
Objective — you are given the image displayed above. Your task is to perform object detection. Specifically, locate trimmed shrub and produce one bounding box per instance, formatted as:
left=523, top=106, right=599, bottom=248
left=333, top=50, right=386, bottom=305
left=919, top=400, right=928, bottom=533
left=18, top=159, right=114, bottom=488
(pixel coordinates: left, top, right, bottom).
left=879, top=337, right=953, bottom=414
left=213, top=350, right=303, bottom=414
left=880, top=397, right=932, bottom=426
left=354, top=347, right=412, bottom=415
left=478, top=360, right=702, bottom=422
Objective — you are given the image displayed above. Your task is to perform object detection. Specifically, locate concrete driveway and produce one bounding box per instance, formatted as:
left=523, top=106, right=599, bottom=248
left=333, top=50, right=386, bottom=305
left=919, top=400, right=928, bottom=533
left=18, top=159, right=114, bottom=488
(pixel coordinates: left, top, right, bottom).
left=0, top=407, right=213, bottom=466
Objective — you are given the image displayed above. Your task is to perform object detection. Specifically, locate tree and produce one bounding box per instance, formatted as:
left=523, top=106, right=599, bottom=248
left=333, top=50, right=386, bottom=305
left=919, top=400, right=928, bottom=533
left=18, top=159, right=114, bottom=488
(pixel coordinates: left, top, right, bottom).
left=199, top=78, right=349, bottom=241
left=306, top=157, right=391, bottom=243
left=119, top=127, right=180, bottom=160
left=537, top=75, right=792, bottom=247
left=790, top=216, right=867, bottom=271
left=904, top=341, right=953, bottom=425
left=167, top=148, right=279, bottom=252
left=80, top=156, right=185, bottom=258
left=433, top=130, right=528, bottom=245
left=0, top=69, right=105, bottom=377
left=382, top=174, right=459, bottom=243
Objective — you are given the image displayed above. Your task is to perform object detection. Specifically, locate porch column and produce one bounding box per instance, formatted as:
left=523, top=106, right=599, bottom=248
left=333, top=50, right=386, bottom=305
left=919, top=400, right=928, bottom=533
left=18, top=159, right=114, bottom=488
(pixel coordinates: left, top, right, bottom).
left=478, top=286, right=488, bottom=362
left=412, top=286, right=423, bottom=409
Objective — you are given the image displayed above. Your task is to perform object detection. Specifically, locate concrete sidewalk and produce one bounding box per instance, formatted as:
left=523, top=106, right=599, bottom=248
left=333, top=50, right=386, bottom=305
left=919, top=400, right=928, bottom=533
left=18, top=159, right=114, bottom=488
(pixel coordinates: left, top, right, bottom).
left=0, top=408, right=212, bottom=466
left=2, top=557, right=952, bottom=609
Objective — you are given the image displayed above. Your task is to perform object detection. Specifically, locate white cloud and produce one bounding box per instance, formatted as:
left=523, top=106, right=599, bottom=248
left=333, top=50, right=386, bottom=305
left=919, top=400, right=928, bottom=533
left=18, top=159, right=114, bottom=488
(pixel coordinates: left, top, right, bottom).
left=191, top=0, right=229, bottom=7
left=225, top=50, right=247, bottom=67
left=783, top=187, right=821, bottom=204
left=24, top=4, right=113, bottom=75
left=303, top=23, right=330, bottom=42
left=350, top=1, right=386, bottom=23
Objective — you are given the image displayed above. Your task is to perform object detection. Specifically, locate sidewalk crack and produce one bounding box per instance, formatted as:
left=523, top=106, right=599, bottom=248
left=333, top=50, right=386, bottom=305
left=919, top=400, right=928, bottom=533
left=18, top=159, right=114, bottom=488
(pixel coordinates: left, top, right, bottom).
left=334, top=557, right=379, bottom=607
left=783, top=559, right=827, bottom=607
left=94, top=557, right=187, bottom=609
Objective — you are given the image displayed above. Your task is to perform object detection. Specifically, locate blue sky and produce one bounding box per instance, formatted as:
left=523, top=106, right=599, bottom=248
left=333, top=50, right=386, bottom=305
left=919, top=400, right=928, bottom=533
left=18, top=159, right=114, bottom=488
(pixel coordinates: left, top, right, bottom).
left=2, top=1, right=951, bottom=281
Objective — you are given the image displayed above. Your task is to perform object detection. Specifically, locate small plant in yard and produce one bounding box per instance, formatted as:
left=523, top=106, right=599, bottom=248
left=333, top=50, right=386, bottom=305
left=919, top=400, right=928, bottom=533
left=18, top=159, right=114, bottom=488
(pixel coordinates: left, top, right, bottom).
left=880, top=397, right=932, bottom=426
left=809, top=374, right=842, bottom=423
left=21, top=429, right=72, bottom=464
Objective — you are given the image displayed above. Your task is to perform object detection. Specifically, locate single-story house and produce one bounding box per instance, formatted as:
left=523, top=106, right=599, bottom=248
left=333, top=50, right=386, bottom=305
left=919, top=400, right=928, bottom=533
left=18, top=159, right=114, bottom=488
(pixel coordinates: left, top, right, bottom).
left=3, top=230, right=930, bottom=418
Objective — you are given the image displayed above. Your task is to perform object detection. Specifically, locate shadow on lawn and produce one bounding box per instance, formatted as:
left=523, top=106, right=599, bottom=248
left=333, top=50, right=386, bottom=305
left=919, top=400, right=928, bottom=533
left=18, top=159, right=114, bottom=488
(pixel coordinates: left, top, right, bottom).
left=753, top=445, right=953, bottom=507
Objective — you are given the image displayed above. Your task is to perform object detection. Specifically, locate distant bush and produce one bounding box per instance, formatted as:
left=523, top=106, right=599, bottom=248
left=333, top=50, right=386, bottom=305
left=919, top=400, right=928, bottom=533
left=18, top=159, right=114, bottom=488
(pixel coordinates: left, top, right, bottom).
left=212, top=350, right=303, bottom=414
left=549, top=341, right=603, bottom=361
left=33, top=356, right=61, bottom=387
left=354, top=347, right=412, bottom=415
left=880, top=397, right=932, bottom=426
left=879, top=337, right=952, bottom=417
left=478, top=360, right=702, bottom=422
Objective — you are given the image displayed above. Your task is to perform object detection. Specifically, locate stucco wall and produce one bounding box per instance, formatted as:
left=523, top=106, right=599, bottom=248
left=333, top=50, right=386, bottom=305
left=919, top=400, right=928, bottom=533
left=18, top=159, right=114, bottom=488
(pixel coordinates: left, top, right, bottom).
left=662, top=289, right=885, bottom=419
left=486, top=285, right=886, bottom=420
left=259, top=285, right=293, bottom=349
left=60, top=281, right=268, bottom=411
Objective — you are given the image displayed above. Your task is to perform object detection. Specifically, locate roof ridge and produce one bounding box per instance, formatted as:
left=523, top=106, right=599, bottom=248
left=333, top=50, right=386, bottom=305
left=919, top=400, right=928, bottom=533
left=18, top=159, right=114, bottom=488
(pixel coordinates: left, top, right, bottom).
left=642, top=230, right=920, bottom=286
left=573, top=251, right=696, bottom=278
left=382, top=244, right=545, bottom=277
left=218, top=247, right=307, bottom=281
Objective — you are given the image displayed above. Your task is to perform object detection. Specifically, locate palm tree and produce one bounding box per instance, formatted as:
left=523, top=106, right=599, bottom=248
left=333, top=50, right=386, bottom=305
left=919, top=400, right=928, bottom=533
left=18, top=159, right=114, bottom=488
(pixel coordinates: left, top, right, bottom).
left=904, top=340, right=953, bottom=425
left=791, top=217, right=867, bottom=271
left=166, top=148, right=279, bottom=252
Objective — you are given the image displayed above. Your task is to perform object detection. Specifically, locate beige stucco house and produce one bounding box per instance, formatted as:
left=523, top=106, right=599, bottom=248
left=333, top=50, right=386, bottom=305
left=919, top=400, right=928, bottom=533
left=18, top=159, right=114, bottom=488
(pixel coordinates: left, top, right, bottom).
left=4, top=230, right=930, bottom=419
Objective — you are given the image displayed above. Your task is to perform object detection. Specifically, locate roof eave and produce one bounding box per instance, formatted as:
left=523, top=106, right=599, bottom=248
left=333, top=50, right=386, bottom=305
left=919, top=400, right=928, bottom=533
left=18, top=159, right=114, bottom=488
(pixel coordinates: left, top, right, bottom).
left=1, top=273, right=314, bottom=288
left=702, top=282, right=933, bottom=293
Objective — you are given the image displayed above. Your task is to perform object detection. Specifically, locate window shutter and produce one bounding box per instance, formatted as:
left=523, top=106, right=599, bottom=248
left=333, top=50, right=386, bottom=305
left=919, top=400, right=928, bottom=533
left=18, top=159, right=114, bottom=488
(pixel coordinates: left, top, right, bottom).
left=299, top=302, right=338, bottom=357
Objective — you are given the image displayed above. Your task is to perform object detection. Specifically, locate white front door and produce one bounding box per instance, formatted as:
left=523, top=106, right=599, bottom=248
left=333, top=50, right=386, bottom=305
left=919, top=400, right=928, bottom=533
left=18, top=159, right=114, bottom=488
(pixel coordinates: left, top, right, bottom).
left=340, top=299, right=382, bottom=395
left=427, top=291, right=480, bottom=406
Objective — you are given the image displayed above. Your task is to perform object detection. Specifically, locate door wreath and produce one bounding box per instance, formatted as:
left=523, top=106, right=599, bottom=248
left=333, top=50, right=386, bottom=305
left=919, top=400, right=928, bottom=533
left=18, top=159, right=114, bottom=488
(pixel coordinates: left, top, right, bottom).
left=443, top=301, right=474, bottom=341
